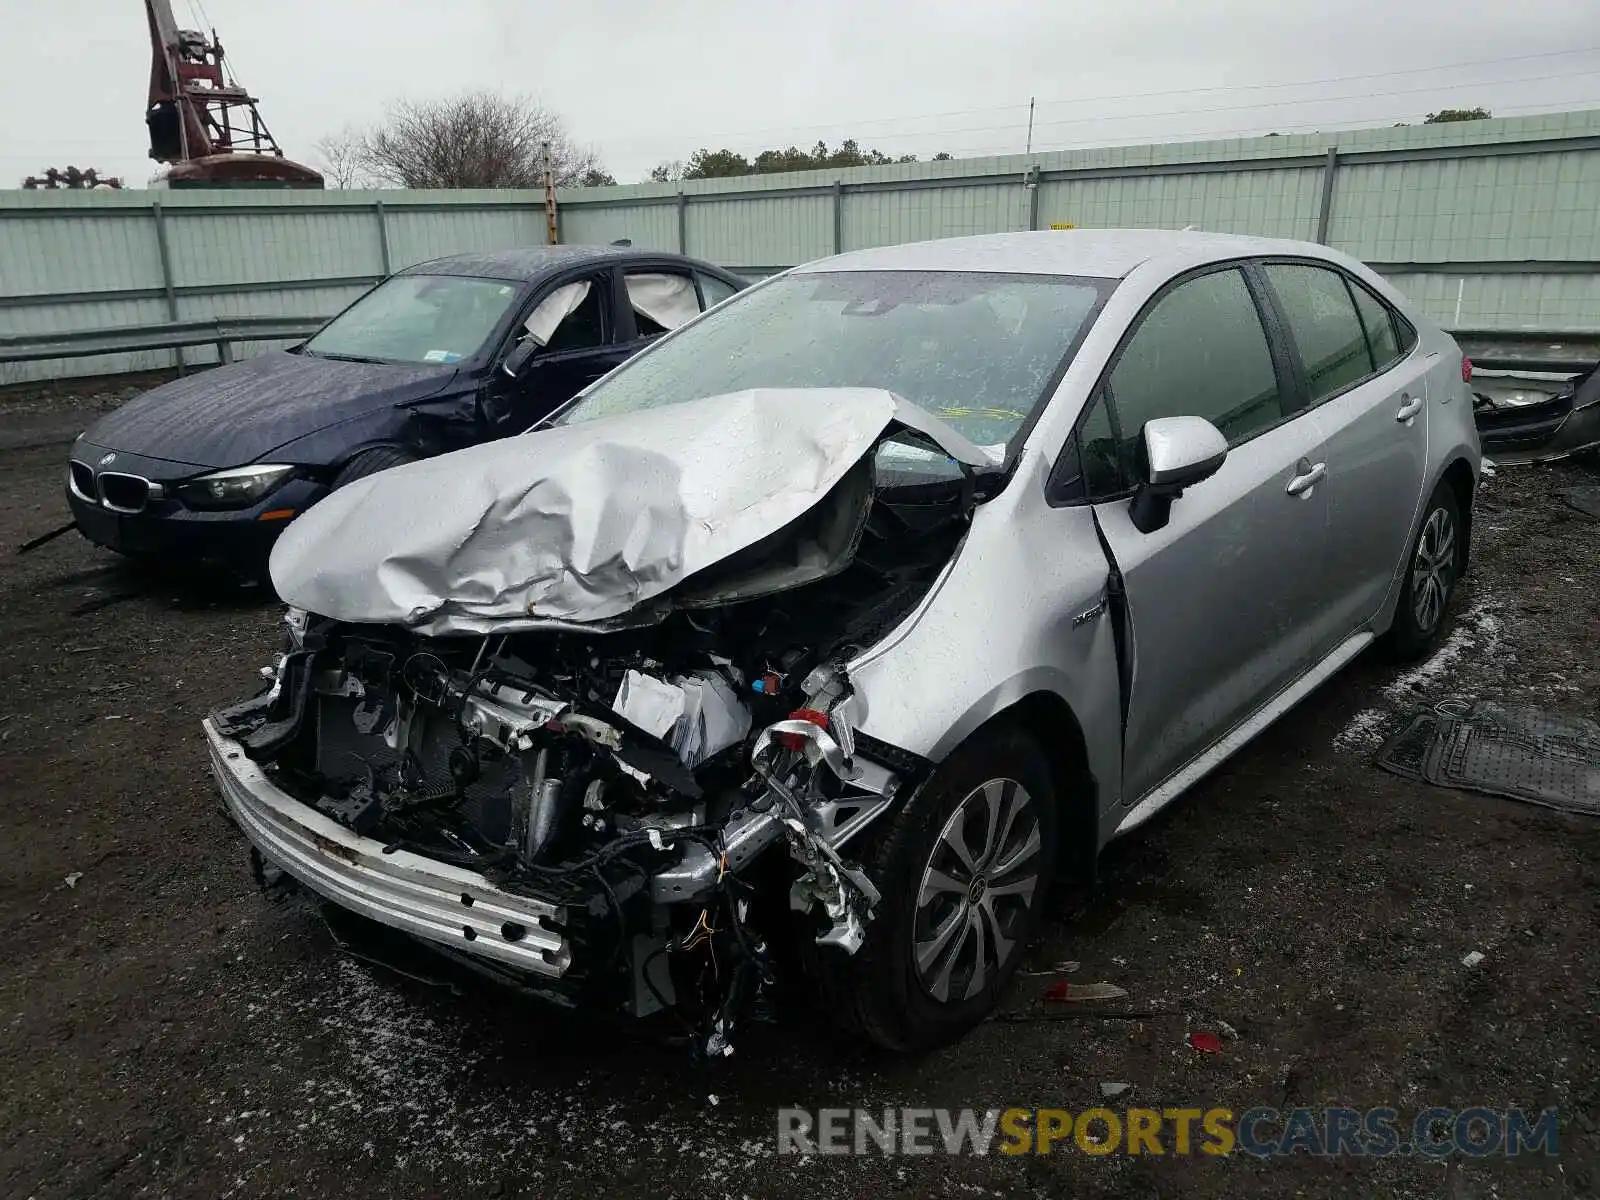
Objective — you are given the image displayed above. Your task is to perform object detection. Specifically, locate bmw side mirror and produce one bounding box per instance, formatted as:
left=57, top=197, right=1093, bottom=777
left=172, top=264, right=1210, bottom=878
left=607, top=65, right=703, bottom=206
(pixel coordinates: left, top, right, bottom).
left=1128, top=416, right=1228, bottom=534
left=501, top=341, right=540, bottom=379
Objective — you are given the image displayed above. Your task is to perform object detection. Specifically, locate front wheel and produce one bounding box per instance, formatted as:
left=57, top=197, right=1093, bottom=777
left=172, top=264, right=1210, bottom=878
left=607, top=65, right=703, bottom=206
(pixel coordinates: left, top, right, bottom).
left=809, top=726, right=1057, bottom=1051
left=1385, top=480, right=1464, bottom=660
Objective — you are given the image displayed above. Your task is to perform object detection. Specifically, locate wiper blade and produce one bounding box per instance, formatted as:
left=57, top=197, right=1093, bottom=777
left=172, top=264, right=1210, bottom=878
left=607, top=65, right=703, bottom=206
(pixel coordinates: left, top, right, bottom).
left=303, top=349, right=387, bottom=364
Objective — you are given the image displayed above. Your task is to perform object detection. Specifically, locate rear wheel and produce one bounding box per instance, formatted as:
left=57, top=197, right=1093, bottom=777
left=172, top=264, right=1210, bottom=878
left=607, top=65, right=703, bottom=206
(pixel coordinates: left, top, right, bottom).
left=332, top=446, right=417, bottom=489
left=810, top=726, right=1056, bottom=1051
left=1386, top=480, right=1463, bottom=660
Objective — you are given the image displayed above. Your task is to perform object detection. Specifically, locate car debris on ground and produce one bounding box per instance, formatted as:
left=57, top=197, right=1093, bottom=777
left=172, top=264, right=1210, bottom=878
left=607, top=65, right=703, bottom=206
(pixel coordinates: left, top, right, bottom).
left=1043, top=981, right=1129, bottom=1002
left=1471, top=360, right=1600, bottom=466
left=1377, top=699, right=1600, bottom=816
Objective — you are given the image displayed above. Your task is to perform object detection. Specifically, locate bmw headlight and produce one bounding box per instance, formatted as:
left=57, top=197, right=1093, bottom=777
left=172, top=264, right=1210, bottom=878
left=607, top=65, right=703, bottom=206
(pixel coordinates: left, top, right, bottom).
left=177, top=464, right=295, bottom=510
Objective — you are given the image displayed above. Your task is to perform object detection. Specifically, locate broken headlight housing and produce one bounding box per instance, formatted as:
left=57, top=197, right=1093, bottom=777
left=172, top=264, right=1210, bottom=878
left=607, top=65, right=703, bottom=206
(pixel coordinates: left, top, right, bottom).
left=177, top=464, right=295, bottom=510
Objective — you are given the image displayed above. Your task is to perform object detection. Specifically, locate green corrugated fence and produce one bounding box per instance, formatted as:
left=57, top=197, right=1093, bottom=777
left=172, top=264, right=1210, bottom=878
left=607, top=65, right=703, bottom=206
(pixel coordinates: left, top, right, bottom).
left=3, top=109, right=1598, bottom=384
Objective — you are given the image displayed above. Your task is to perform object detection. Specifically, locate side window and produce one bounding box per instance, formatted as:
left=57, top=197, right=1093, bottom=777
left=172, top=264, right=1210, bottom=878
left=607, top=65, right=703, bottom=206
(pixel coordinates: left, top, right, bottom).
left=1108, top=268, right=1283, bottom=469
left=1348, top=279, right=1404, bottom=371
left=1263, top=263, right=1373, bottom=402
left=698, top=272, right=738, bottom=309
left=625, top=270, right=700, bottom=337
left=522, top=276, right=606, bottom=354
left=1050, top=394, right=1123, bottom=502
left=1396, top=314, right=1418, bottom=355
left=1078, top=393, right=1124, bottom=497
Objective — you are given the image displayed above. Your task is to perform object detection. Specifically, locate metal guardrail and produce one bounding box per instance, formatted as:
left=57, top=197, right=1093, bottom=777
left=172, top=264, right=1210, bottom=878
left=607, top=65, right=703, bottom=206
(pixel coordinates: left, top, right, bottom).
left=1, top=314, right=1593, bottom=378
left=0, top=315, right=326, bottom=367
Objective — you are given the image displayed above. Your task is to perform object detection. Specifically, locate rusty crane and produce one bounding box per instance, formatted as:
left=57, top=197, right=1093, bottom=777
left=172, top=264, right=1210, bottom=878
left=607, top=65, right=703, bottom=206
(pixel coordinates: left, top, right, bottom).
left=144, top=0, right=323, bottom=187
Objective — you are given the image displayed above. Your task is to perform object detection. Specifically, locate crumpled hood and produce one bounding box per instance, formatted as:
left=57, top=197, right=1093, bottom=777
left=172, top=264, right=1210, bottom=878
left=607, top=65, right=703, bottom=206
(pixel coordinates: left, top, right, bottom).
left=82, top=350, right=459, bottom=468
left=269, top=387, right=995, bottom=634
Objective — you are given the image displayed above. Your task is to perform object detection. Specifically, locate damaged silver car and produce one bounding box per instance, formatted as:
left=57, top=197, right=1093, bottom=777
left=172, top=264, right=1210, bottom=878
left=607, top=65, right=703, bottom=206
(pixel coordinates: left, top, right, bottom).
left=206, top=230, right=1481, bottom=1052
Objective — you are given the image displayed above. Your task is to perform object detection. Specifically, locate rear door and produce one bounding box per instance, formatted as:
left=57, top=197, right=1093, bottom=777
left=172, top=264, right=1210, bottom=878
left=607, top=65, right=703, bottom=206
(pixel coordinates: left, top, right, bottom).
left=1079, top=264, right=1332, bottom=801
left=1256, top=261, right=1430, bottom=637
left=616, top=265, right=709, bottom=357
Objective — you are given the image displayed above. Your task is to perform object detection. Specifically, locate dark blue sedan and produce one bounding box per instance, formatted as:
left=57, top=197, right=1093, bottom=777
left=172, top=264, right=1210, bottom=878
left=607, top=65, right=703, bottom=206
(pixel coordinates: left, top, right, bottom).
left=65, top=246, right=745, bottom=572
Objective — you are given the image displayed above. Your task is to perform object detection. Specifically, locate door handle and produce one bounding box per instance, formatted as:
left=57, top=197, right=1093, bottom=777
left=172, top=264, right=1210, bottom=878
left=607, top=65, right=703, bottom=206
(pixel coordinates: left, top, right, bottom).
left=1286, top=459, right=1326, bottom=497
left=1395, top=394, right=1424, bottom=423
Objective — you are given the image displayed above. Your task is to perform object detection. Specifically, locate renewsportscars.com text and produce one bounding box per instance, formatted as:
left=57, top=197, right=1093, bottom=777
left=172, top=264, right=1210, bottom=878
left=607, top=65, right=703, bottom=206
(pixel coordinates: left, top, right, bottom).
left=777, top=1106, right=1560, bottom=1158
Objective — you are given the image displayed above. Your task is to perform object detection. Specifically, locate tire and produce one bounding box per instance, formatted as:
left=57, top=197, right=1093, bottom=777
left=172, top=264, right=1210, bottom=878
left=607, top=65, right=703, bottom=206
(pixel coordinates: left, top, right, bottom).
left=331, top=446, right=417, bottom=489
left=1385, top=480, right=1464, bottom=661
left=809, top=725, right=1057, bottom=1051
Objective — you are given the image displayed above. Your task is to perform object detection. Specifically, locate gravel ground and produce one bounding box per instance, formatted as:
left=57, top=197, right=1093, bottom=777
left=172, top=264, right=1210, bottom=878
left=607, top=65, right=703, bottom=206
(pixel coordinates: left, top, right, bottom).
left=2, top=415, right=1597, bottom=1199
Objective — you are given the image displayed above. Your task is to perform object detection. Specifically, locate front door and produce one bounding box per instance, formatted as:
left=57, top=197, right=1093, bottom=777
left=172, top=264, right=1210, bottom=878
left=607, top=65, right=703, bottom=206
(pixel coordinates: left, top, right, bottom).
left=1257, top=261, right=1431, bottom=637
left=490, top=271, right=628, bottom=433
left=1086, top=265, right=1332, bottom=802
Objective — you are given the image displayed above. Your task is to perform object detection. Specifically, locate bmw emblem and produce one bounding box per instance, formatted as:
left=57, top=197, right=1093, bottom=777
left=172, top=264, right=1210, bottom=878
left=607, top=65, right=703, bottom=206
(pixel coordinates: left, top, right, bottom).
left=98, top=453, right=116, bottom=467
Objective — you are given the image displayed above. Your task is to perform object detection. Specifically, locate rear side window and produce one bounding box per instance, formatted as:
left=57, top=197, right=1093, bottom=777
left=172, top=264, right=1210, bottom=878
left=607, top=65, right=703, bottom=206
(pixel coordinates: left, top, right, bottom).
left=625, top=270, right=701, bottom=337
left=1108, top=267, right=1283, bottom=463
left=1397, top=316, right=1418, bottom=354
left=1348, top=279, right=1404, bottom=371
left=1263, top=263, right=1372, bottom=403
left=698, top=272, right=738, bottom=308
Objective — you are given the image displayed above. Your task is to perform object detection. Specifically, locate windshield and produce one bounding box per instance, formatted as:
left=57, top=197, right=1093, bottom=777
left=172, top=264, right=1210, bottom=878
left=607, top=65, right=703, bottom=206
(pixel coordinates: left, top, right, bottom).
left=304, top=274, right=521, bottom=365
left=557, top=270, right=1111, bottom=456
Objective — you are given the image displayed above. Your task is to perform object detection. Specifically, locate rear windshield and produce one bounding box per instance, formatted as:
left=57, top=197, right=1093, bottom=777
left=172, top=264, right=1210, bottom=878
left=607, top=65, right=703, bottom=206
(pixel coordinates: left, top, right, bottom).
left=304, top=274, right=520, bottom=366
left=557, top=270, right=1112, bottom=457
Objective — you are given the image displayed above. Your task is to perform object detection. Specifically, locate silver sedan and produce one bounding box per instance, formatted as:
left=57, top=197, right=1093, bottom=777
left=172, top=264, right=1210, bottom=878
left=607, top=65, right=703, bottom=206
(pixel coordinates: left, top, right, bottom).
left=209, top=230, right=1479, bottom=1052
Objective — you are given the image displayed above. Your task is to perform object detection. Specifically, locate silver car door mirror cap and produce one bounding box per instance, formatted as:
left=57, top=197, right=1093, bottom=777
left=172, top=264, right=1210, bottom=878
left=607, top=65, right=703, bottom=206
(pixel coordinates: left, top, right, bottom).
left=1143, top=415, right=1228, bottom=488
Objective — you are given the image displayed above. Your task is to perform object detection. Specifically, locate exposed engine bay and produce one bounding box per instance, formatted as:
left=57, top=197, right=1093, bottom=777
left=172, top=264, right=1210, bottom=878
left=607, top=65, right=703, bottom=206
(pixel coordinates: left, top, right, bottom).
left=210, top=449, right=973, bottom=1057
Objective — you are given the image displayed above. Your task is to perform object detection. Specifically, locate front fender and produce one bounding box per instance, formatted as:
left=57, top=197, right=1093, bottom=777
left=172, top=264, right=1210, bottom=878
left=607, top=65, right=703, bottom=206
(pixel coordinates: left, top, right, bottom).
left=264, top=388, right=484, bottom=473
left=847, top=457, right=1124, bottom=836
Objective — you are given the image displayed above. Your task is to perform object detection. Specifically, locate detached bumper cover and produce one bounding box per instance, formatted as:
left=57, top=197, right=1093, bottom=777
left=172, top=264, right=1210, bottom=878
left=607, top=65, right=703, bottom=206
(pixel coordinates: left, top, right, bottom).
left=203, top=718, right=571, bottom=977
left=1474, top=363, right=1600, bottom=466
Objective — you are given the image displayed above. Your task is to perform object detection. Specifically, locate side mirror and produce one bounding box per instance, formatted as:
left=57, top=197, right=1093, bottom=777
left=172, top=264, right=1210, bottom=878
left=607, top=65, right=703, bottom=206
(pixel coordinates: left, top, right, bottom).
left=1128, top=416, right=1227, bottom=534
left=501, top=340, right=540, bottom=379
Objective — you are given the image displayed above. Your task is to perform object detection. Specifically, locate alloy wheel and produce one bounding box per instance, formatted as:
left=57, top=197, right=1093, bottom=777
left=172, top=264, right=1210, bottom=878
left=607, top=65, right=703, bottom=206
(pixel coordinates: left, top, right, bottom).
left=913, top=778, right=1042, bottom=1003
left=1411, top=506, right=1457, bottom=634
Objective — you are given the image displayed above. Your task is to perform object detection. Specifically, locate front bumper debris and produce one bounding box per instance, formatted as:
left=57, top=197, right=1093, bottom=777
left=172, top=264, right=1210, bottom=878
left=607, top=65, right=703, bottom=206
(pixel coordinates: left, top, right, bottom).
left=204, top=717, right=571, bottom=977
left=1473, top=364, right=1600, bottom=466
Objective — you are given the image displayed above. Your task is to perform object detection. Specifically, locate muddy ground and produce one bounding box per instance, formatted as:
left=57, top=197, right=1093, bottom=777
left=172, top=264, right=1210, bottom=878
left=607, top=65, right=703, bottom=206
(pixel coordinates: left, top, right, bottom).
left=1, top=408, right=1597, bottom=1199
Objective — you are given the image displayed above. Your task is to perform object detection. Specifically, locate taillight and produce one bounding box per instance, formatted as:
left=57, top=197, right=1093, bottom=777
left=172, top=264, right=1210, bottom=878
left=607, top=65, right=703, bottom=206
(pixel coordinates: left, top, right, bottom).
left=1461, top=355, right=1473, bottom=383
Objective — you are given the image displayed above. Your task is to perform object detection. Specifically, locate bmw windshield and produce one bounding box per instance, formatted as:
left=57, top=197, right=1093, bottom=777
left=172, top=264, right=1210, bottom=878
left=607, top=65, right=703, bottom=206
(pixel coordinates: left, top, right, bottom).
left=556, top=270, right=1112, bottom=462
left=303, top=274, right=521, bottom=366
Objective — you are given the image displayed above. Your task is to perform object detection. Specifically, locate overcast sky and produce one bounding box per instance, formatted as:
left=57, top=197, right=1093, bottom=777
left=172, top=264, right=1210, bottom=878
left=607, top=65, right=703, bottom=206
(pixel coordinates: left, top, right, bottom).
left=3, top=0, right=1598, bottom=186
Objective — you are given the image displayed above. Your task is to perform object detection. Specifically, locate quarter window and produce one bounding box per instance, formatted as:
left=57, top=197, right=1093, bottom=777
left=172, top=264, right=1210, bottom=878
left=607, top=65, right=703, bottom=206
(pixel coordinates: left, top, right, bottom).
left=698, top=272, right=738, bottom=308
left=1348, top=279, right=1404, bottom=371
left=1107, top=268, right=1283, bottom=467
left=1078, top=393, right=1124, bottom=497
left=1263, top=263, right=1372, bottom=403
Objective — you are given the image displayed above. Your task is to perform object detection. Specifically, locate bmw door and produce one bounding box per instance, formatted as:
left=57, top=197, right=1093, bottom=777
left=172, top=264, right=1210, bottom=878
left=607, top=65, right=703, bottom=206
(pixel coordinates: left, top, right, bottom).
left=489, top=270, right=626, bottom=434
left=615, top=265, right=708, bottom=356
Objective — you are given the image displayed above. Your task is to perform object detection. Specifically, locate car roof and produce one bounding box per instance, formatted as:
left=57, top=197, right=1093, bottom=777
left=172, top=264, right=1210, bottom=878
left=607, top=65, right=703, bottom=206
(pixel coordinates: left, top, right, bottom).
left=401, top=245, right=724, bottom=283
left=796, top=229, right=1333, bottom=280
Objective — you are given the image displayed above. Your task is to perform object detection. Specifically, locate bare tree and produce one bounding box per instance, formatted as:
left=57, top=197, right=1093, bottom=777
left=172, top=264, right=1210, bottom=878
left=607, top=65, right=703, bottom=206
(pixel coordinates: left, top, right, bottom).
left=648, top=159, right=684, bottom=183
left=313, top=126, right=369, bottom=189
left=355, top=92, right=604, bottom=189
